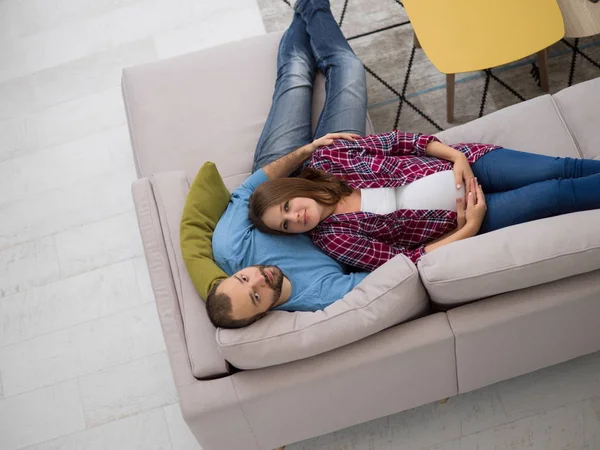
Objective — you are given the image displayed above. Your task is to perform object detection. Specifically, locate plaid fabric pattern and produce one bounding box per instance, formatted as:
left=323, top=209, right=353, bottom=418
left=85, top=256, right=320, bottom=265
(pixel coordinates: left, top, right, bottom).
left=307, top=131, right=500, bottom=271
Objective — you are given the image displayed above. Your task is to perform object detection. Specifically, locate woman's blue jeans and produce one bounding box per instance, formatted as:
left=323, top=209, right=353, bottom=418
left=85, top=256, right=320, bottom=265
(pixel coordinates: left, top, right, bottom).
left=252, top=0, right=367, bottom=172
left=472, top=149, right=600, bottom=233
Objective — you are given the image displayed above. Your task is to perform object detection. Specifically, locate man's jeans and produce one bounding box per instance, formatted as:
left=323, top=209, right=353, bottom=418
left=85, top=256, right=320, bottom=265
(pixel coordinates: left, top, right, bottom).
left=252, top=0, right=367, bottom=172
left=472, top=149, right=600, bottom=233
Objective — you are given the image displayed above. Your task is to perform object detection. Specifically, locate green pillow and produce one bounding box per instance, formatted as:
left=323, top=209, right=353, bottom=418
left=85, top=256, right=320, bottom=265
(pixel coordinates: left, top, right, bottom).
left=181, top=162, right=230, bottom=300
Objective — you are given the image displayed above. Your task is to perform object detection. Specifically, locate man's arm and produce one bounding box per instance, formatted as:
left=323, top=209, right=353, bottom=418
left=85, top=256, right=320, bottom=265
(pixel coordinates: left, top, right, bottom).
left=424, top=198, right=467, bottom=246
left=262, top=132, right=360, bottom=180
left=424, top=224, right=477, bottom=254
left=313, top=231, right=425, bottom=271
left=262, top=143, right=315, bottom=180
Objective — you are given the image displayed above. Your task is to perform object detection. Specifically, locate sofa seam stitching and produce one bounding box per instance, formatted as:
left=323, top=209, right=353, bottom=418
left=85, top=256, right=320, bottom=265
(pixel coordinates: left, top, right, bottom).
left=444, top=312, right=461, bottom=395
left=550, top=94, right=584, bottom=159
left=230, top=377, right=262, bottom=449
left=151, top=174, right=186, bottom=302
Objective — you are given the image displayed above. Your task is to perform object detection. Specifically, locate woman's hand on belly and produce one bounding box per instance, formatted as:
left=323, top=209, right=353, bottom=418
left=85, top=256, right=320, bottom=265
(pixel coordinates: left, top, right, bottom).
left=452, top=153, right=475, bottom=191
left=423, top=179, right=485, bottom=255
left=424, top=141, right=474, bottom=191
left=456, top=198, right=467, bottom=229
left=464, top=178, right=487, bottom=233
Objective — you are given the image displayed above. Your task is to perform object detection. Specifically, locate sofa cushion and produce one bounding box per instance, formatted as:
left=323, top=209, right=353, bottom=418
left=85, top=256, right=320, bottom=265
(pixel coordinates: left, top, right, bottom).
left=553, top=77, right=600, bottom=160
left=151, top=171, right=229, bottom=379
left=217, top=255, right=429, bottom=370
left=435, top=95, right=580, bottom=159
left=418, top=210, right=600, bottom=306
left=132, top=178, right=229, bottom=380
left=180, top=162, right=229, bottom=300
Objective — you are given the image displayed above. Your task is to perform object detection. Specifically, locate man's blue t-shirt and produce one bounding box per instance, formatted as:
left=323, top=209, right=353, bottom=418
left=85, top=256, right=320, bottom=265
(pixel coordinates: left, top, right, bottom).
left=212, top=170, right=368, bottom=311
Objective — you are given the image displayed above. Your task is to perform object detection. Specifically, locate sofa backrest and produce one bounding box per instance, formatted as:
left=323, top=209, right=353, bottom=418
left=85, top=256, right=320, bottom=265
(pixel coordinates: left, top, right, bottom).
left=552, top=76, right=600, bottom=161
left=122, top=31, right=375, bottom=191
left=435, top=76, right=600, bottom=162
left=122, top=32, right=282, bottom=184
left=435, top=93, right=581, bottom=158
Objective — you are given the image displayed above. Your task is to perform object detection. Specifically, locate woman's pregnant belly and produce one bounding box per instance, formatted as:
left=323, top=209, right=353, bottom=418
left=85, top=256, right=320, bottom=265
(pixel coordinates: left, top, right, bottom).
left=397, top=170, right=464, bottom=211
left=361, top=170, right=465, bottom=214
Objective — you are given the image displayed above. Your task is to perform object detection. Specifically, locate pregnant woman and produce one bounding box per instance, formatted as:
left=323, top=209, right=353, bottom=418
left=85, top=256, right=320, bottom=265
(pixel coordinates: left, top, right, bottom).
left=249, top=133, right=600, bottom=271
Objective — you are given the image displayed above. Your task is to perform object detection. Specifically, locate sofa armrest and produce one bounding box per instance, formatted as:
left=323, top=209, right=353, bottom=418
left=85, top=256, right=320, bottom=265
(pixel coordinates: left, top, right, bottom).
left=418, top=210, right=600, bottom=305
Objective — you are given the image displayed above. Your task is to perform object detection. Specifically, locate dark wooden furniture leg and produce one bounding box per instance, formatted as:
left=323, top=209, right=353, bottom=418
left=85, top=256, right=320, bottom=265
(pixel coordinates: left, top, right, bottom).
left=536, top=48, right=550, bottom=92
left=413, top=32, right=422, bottom=48
left=446, top=73, right=455, bottom=122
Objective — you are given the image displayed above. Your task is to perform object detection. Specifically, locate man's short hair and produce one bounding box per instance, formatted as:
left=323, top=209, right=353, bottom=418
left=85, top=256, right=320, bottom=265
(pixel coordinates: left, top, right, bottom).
left=205, top=280, right=266, bottom=329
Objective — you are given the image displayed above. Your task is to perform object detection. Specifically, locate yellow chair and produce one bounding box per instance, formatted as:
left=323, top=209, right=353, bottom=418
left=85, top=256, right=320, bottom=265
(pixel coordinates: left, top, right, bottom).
left=404, top=0, right=565, bottom=122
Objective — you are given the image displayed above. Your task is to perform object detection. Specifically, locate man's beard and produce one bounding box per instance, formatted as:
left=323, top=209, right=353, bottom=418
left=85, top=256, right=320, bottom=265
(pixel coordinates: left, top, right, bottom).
left=256, top=265, right=284, bottom=307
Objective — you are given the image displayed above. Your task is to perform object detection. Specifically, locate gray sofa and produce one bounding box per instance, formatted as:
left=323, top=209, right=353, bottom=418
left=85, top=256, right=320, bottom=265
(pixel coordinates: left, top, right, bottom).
left=122, top=32, right=600, bottom=450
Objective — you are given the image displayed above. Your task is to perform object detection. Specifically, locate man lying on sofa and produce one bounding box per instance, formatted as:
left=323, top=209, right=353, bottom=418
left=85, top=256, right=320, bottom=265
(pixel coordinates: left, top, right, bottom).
left=181, top=0, right=371, bottom=330
left=208, top=133, right=368, bottom=329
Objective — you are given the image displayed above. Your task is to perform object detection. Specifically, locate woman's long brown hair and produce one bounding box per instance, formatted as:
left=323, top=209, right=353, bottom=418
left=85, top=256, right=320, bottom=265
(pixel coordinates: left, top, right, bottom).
left=249, top=167, right=353, bottom=235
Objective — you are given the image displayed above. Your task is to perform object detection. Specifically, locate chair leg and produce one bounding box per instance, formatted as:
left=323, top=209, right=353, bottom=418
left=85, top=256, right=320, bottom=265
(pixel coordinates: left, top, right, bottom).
left=536, top=48, right=550, bottom=92
left=446, top=73, right=455, bottom=123
left=413, top=32, right=421, bottom=48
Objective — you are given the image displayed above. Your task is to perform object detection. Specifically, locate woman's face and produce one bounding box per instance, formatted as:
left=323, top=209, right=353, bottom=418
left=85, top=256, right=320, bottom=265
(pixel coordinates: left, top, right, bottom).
left=262, top=197, right=323, bottom=234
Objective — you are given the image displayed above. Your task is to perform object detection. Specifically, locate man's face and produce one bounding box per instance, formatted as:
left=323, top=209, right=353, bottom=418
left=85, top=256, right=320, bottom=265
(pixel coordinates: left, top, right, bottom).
left=217, top=265, right=285, bottom=322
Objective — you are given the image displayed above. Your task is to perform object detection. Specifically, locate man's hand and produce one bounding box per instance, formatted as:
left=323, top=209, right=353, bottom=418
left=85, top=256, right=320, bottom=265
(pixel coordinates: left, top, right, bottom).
left=465, top=178, right=487, bottom=232
left=309, top=132, right=360, bottom=152
left=262, top=132, right=361, bottom=180
left=452, top=153, right=475, bottom=190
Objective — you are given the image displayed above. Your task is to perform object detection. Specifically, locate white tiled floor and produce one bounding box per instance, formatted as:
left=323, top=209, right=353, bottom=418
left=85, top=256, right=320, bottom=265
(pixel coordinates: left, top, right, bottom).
left=0, top=1, right=598, bottom=449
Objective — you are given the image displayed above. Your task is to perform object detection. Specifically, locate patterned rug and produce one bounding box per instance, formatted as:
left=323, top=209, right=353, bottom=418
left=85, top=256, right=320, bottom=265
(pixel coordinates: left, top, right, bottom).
left=257, top=0, right=600, bottom=134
